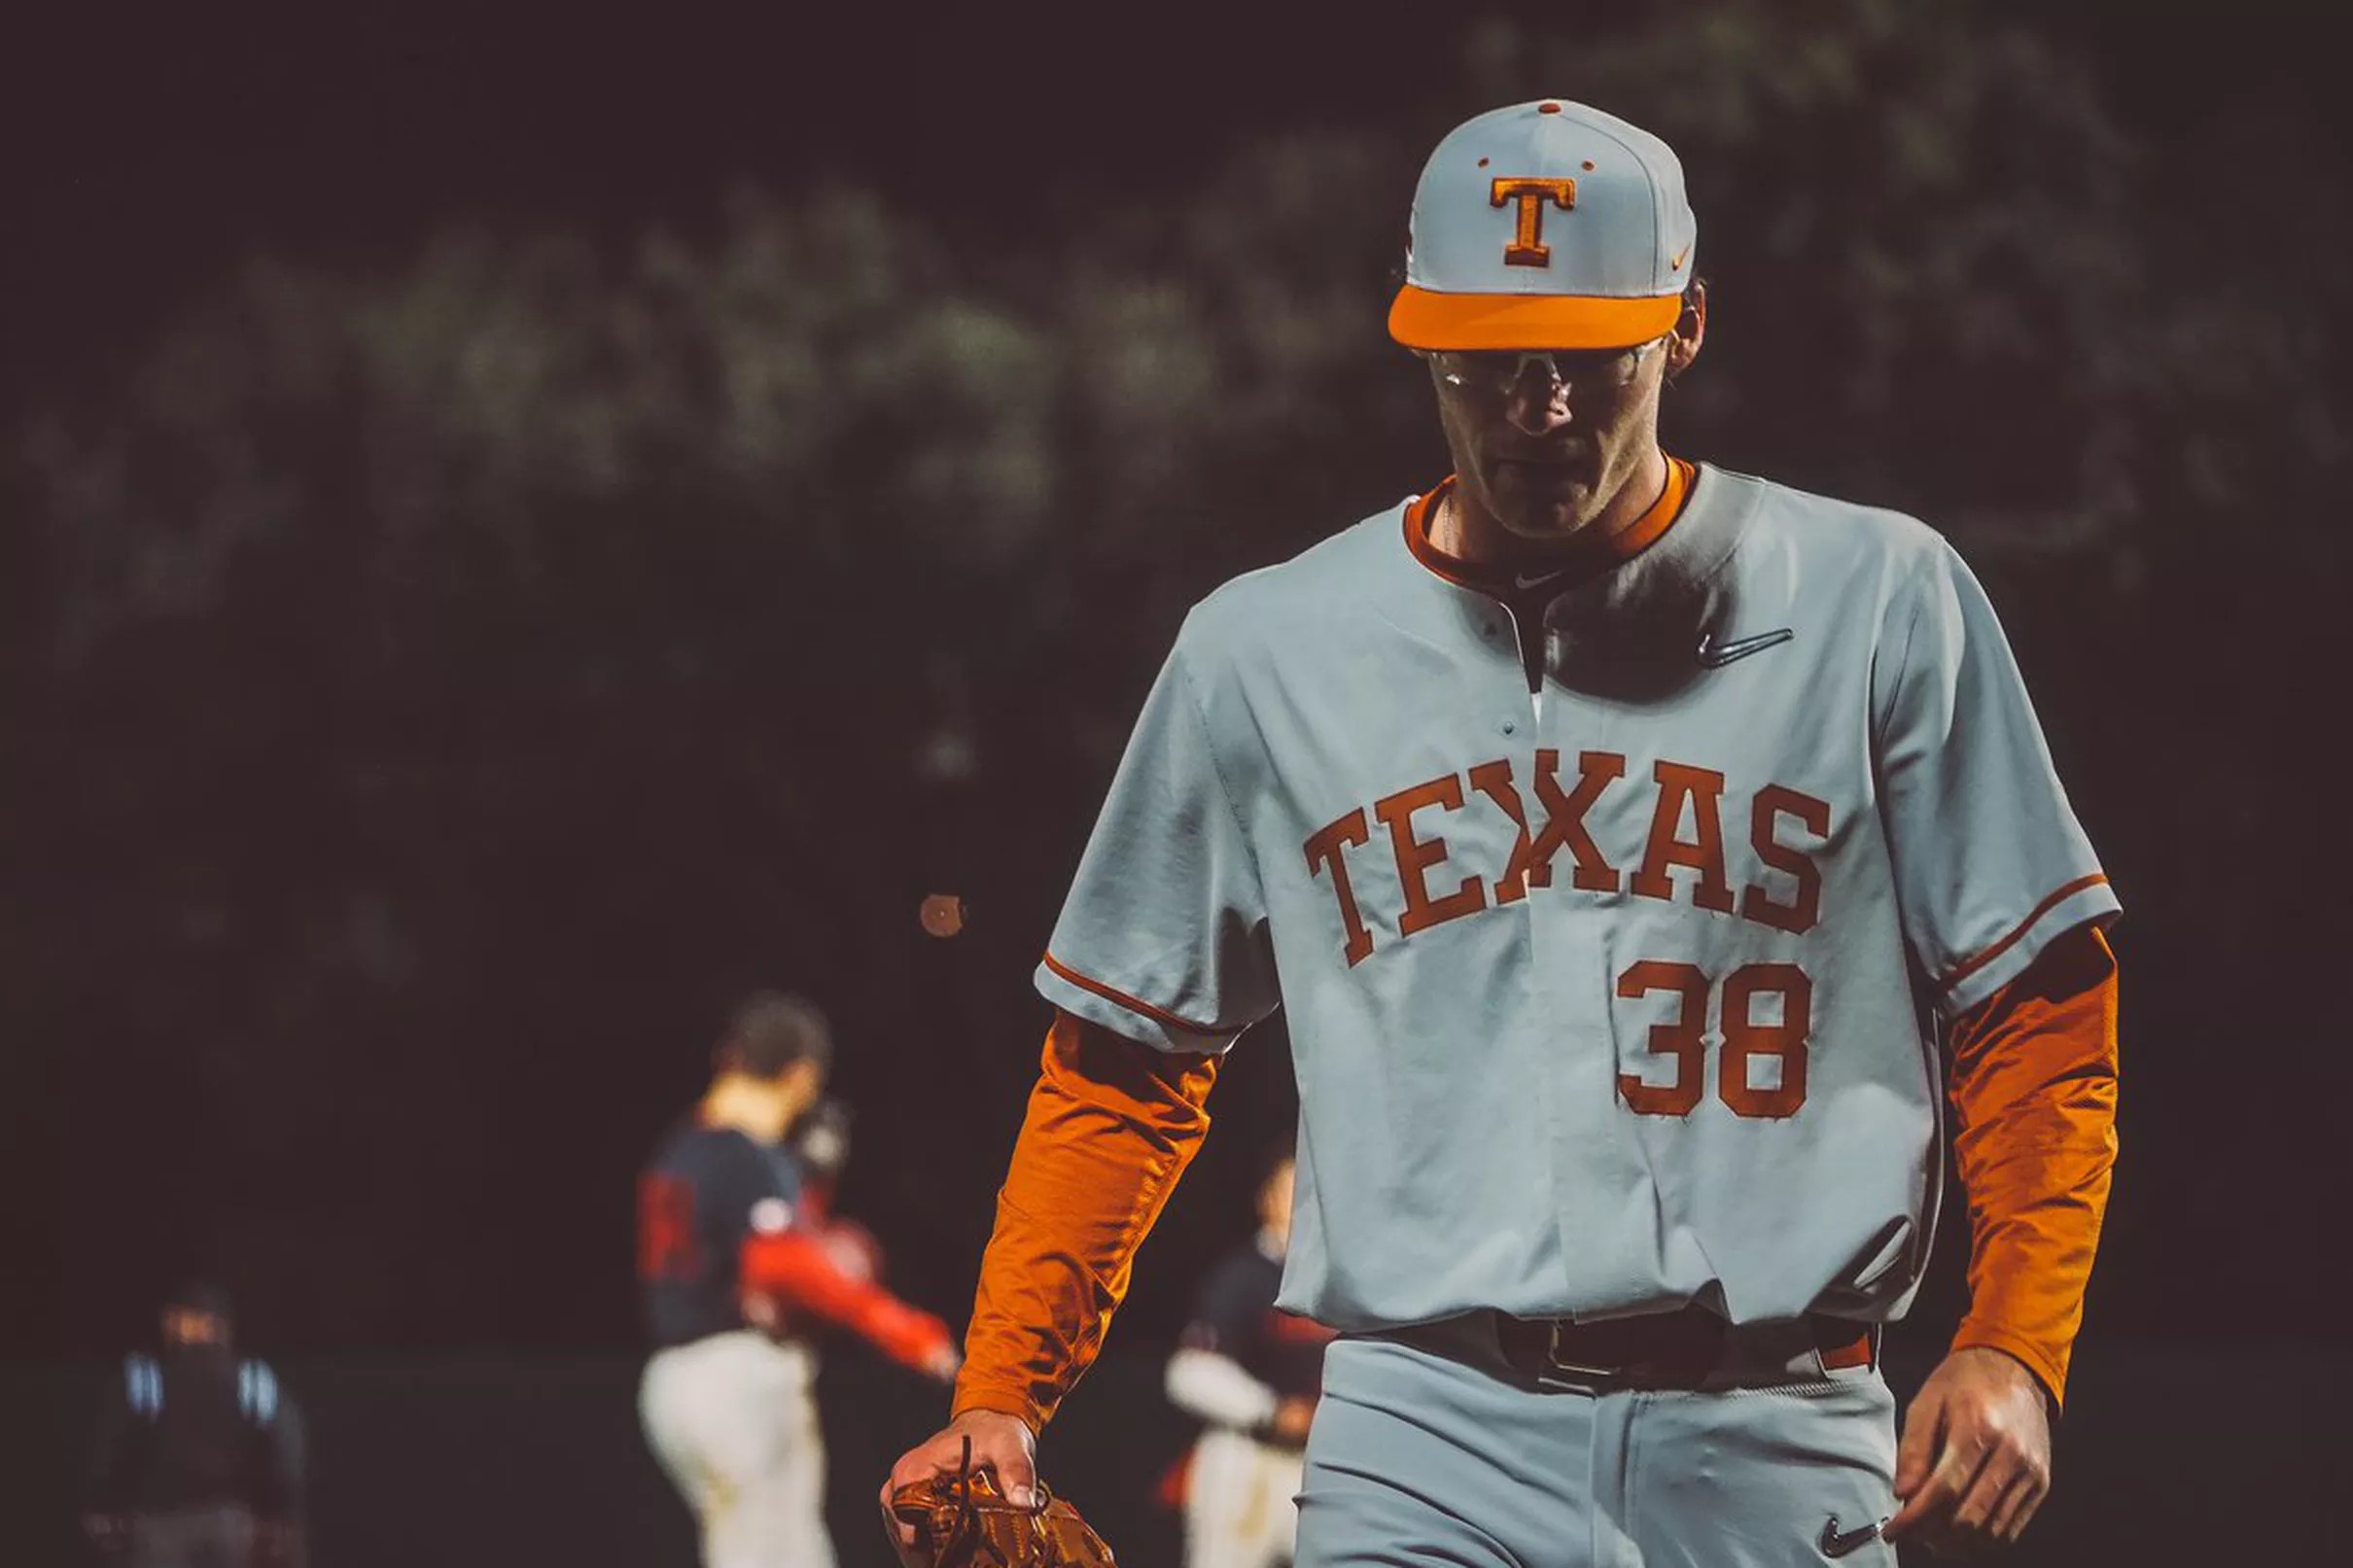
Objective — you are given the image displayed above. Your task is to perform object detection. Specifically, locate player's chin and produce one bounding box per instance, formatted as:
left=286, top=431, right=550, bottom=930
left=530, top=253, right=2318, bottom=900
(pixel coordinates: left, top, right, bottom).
left=1491, top=473, right=1593, bottom=538
left=1491, top=456, right=1588, bottom=497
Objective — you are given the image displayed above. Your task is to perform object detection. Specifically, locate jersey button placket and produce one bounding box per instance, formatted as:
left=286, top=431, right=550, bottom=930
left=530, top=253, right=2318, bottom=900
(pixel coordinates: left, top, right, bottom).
left=1528, top=640, right=1641, bottom=1314
left=1487, top=601, right=1579, bottom=1313
left=1484, top=601, right=1542, bottom=728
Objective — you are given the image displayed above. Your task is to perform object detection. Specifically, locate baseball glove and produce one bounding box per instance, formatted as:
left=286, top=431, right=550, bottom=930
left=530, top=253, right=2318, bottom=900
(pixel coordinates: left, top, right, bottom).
left=884, top=1440, right=1115, bottom=1568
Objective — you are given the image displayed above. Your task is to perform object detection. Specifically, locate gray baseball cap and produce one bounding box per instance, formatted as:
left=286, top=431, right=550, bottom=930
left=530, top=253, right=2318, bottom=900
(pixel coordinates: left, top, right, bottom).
left=1390, top=99, right=1698, bottom=351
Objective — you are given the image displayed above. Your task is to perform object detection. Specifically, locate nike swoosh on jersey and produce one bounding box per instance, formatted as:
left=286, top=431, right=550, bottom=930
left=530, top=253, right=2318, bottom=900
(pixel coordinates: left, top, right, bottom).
left=1695, top=627, right=1794, bottom=668
left=1818, top=1516, right=1886, bottom=1558
left=1513, top=568, right=1569, bottom=590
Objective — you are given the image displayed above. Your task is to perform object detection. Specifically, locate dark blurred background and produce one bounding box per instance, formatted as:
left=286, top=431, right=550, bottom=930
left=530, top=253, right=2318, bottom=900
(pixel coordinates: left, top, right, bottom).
left=4, top=0, right=2347, bottom=1561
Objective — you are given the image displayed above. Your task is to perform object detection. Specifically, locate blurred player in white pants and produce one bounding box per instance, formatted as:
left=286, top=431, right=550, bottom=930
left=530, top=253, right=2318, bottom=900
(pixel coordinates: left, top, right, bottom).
left=638, top=994, right=958, bottom=1568
left=1167, top=1145, right=1334, bottom=1568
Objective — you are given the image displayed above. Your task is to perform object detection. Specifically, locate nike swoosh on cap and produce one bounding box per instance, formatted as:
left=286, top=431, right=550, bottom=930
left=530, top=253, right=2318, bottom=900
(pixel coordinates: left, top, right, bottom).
left=1695, top=628, right=1794, bottom=668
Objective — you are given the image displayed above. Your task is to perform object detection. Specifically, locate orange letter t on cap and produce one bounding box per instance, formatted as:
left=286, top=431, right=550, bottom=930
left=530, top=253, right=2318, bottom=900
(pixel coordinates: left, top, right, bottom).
left=1491, top=178, right=1578, bottom=267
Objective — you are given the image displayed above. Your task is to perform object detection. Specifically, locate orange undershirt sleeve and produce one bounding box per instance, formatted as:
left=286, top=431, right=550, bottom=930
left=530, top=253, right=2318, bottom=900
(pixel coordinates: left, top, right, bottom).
left=1944, top=922, right=2121, bottom=1411
left=952, top=1010, right=1222, bottom=1432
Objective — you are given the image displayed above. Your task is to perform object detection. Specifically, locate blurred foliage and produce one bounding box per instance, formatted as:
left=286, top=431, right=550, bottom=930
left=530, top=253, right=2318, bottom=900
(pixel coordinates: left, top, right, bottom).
left=8, top=0, right=2348, bottom=1350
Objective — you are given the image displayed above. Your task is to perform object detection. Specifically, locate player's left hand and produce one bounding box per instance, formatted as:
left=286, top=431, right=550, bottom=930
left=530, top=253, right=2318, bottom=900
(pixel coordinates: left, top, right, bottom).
left=1886, top=1345, right=2052, bottom=1554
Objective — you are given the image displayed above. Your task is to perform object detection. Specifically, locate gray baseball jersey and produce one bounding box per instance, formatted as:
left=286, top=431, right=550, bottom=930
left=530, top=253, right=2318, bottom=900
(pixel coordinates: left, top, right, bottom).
left=1035, top=463, right=2117, bottom=1333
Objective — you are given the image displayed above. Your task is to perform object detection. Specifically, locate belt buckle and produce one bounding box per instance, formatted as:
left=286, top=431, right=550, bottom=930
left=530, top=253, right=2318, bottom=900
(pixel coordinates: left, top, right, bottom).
left=1539, top=1320, right=1635, bottom=1393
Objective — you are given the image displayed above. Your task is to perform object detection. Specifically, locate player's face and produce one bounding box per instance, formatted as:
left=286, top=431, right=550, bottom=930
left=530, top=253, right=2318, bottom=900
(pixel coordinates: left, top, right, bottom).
left=1431, top=347, right=1664, bottom=538
left=161, top=1307, right=228, bottom=1347
left=781, top=1058, right=827, bottom=1120
left=1428, top=290, right=1704, bottom=541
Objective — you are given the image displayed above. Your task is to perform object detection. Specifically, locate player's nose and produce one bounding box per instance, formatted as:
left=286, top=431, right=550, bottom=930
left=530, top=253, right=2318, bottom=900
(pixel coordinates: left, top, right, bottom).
left=1502, top=383, right=1574, bottom=436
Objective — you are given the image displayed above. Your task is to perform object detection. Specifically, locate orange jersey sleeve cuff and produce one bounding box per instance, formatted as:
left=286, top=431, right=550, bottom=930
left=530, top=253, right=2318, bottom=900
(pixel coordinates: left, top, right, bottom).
left=951, top=1011, right=1220, bottom=1431
left=1945, top=921, right=2121, bottom=1410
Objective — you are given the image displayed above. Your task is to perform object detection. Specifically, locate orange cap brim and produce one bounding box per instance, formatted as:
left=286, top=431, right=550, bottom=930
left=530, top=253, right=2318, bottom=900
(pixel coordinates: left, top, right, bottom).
left=1387, top=285, right=1683, bottom=351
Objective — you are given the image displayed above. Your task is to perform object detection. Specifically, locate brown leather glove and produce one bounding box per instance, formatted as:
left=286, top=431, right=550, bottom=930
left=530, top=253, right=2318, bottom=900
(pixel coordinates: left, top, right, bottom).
left=883, top=1439, right=1116, bottom=1568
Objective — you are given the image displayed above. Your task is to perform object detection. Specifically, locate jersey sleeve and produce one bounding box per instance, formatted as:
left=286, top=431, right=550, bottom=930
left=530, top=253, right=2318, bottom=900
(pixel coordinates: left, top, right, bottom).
left=1036, top=633, right=1281, bottom=1053
left=739, top=1230, right=955, bottom=1371
left=1164, top=1346, right=1281, bottom=1430
left=1874, top=540, right=2121, bottom=1015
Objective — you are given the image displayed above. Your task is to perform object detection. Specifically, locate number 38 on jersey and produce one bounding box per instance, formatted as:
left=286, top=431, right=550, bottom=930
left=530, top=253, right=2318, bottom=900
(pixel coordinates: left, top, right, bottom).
left=1616, top=960, right=1812, bottom=1119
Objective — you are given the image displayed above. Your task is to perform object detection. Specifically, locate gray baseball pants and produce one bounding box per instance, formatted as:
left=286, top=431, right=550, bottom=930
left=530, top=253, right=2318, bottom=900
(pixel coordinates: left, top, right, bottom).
left=1296, top=1317, right=1898, bottom=1568
left=640, top=1332, right=833, bottom=1568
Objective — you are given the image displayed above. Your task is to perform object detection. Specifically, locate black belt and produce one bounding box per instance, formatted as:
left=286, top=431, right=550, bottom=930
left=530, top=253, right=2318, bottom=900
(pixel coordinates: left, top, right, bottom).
left=1482, top=1305, right=1877, bottom=1391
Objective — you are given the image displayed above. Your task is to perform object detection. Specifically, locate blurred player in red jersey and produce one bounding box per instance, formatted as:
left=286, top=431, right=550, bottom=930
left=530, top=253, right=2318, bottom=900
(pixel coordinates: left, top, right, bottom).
left=1165, top=1142, right=1335, bottom=1568
left=638, top=993, right=958, bottom=1568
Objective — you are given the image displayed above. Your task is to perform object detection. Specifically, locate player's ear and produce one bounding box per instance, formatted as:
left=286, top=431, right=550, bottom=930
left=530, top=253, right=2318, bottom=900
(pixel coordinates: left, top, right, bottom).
left=788, top=1056, right=825, bottom=1100
left=1664, top=281, right=1706, bottom=384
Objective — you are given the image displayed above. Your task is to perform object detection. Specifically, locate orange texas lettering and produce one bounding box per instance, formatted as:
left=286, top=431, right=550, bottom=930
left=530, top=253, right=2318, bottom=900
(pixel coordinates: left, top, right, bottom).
left=1303, top=751, right=1830, bottom=966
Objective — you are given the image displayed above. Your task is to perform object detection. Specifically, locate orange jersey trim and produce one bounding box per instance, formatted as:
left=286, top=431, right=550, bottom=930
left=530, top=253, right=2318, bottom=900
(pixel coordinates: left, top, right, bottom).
left=1403, top=454, right=1694, bottom=595
left=1940, top=873, right=2111, bottom=994
left=1944, top=921, right=2120, bottom=1409
left=1040, top=951, right=1225, bottom=1037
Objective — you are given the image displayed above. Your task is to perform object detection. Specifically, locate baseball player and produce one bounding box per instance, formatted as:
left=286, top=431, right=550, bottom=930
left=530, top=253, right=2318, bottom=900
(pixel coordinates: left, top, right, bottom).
left=84, top=1282, right=306, bottom=1568
left=885, top=99, right=2120, bottom=1567
left=640, top=992, right=960, bottom=1568
left=1164, top=1141, right=1334, bottom=1568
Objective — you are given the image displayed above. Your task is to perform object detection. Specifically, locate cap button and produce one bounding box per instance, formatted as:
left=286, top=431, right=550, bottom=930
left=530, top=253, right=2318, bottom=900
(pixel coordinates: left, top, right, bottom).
left=1537, top=102, right=1563, bottom=114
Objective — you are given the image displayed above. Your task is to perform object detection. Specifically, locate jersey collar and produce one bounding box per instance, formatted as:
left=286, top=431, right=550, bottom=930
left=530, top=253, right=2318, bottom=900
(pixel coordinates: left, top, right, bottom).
left=1402, top=454, right=1696, bottom=598
left=1369, top=461, right=1760, bottom=670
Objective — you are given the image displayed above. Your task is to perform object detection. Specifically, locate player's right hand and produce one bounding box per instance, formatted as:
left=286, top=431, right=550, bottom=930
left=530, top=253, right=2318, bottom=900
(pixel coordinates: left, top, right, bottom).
left=882, top=1409, right=1040, bottom=1546
left=1886, top=1345, right=2053, bottom=1553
